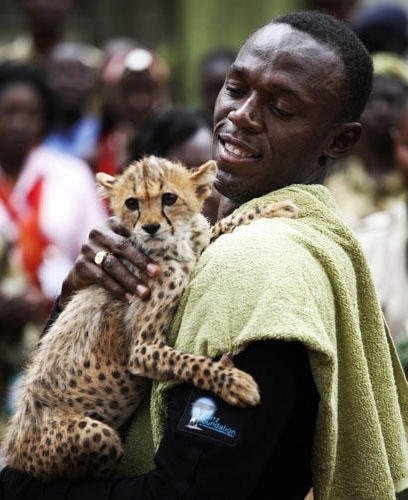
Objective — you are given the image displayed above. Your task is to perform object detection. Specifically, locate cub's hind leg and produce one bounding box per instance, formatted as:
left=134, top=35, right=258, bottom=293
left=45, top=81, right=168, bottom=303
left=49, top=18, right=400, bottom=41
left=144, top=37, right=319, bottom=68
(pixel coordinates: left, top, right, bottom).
left=9, top=409, right=123, bottom=480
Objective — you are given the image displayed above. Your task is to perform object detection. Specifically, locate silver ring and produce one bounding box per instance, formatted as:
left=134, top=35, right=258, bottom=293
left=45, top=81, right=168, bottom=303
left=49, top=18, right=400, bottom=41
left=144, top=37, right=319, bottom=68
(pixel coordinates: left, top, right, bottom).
left=94, top=250, right=109, bottom=267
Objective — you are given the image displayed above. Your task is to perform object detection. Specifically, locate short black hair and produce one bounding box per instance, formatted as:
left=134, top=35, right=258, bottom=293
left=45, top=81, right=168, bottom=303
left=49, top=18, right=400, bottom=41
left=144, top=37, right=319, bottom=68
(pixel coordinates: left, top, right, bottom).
left=130, top=107, right=211, bottom=160
left=0, top=61, right=54, bottom=132
left=273, top=10, right=373, bottom=121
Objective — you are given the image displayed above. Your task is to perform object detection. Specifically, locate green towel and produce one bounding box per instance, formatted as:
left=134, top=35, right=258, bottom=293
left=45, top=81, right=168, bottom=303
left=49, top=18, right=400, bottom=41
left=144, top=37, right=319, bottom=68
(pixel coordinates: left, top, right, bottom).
left=117, top=184, right=408, bottom=499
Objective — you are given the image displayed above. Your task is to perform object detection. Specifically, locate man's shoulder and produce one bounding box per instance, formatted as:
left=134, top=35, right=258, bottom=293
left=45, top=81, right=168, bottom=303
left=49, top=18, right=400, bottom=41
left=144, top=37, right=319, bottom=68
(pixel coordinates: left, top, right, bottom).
left=200, top=217, right=312, bottom=282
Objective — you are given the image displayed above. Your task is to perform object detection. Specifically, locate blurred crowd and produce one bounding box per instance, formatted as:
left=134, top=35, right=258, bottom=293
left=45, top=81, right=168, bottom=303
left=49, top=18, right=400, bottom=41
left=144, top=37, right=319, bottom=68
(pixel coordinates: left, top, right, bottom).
left=324, top=2, right=408, bottom=376
left=0, top=0, right=236, bottom=434
left=0, top=0, right=408, bottom=436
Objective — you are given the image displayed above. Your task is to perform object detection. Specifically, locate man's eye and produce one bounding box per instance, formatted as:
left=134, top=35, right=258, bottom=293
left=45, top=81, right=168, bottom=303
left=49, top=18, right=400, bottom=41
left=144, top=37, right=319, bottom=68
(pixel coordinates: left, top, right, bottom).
left=125, top=197, right=139, bottom=210
left=268, top=104, right=293, bottom=118
left=162, top=193, right=178, bottom=206
left=225, top=83, right=245, bottom=97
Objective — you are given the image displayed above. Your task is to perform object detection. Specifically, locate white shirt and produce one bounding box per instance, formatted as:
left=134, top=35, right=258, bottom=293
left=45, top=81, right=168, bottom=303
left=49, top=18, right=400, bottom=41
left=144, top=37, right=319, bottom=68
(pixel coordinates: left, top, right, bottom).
left=0, top=145, right=107, bottom=298
left=352, top=200, right=408, bottom=341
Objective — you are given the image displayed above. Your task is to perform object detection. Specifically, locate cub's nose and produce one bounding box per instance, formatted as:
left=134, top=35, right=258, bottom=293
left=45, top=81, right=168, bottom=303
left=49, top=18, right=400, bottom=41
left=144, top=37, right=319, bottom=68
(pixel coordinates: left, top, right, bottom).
left=142, top=223, right=160, bottom=235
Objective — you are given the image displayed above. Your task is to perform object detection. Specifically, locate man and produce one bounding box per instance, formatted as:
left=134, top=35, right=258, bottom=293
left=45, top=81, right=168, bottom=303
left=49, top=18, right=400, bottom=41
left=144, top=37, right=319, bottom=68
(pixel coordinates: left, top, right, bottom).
left=44, top=41, right=103, bottom=166
left=351, top=3, right=408, bottom=56
left=2, top=10, right=408, bottom=499
left=326, top=52, right=408, bottom=342
left=0, top=0, right=74, bottom=69
left=198, top=47, right=237, bottom=124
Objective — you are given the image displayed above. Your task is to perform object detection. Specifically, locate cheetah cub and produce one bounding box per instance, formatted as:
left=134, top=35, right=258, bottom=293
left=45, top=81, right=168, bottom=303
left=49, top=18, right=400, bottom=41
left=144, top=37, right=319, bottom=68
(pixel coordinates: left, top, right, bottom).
left=2, top=156, right=298, bottom=480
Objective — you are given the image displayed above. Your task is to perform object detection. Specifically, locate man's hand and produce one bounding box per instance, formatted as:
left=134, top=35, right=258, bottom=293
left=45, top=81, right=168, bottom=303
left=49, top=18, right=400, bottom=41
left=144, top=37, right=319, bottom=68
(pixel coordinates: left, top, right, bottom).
left=59, top=217, right=161, bottom=307
left=0, top=288, right=50, bottom=331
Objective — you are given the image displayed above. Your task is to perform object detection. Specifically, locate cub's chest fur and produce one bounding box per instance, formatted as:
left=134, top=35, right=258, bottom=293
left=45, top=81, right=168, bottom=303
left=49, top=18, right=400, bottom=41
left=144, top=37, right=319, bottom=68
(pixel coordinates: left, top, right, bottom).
left=1, top=155, right=298, bottom=480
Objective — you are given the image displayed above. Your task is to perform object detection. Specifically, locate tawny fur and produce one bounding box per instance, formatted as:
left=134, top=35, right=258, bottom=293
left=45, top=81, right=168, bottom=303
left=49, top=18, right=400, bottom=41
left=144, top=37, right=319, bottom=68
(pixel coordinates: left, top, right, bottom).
left=1, top=156, right=298, bottom=480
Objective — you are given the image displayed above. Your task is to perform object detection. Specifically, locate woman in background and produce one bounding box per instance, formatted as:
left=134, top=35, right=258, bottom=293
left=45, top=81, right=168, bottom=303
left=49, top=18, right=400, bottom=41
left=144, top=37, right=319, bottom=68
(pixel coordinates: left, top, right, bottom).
left=0, top=61, right=106, bottom=425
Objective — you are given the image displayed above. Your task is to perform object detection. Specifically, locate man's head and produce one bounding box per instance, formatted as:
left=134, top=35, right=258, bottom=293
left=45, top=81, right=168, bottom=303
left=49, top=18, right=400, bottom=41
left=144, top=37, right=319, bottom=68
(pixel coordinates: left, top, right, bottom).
left=45, top=41, right=103, bottom=123
left=20, top=0, right=73, bottom=33
left=0, top=62, right=53, bottom=165
left=200, top=48, right=237, bottom=115
left=131, top=107, right=212, bottom=168
left=309, top=0, right=359, bottom=23
left=351, top=3, right=408, bottom=56
left=359, top=52, right=408, bottom=158
left=212, top=10, right=373, bottom=204
left=119, top=48, right=170, bottom=130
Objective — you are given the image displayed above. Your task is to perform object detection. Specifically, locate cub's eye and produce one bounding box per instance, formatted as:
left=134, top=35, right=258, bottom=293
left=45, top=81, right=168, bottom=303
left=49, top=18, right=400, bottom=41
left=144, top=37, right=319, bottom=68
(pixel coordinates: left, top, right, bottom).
left=125, top=197, right=139, bottom=211
left=162, top=193, right=178, bottom=206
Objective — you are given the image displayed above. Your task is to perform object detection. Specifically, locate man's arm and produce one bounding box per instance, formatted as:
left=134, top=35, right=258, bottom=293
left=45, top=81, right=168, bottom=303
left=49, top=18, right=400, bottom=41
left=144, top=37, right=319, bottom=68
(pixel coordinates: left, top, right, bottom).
left=0, top=340, right=318, bottom=499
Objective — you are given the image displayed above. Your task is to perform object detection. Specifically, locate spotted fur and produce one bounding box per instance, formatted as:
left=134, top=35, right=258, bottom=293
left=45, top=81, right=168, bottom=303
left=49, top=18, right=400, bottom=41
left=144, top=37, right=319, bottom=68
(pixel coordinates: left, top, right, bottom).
left=1, top=156, right=298, bottom=479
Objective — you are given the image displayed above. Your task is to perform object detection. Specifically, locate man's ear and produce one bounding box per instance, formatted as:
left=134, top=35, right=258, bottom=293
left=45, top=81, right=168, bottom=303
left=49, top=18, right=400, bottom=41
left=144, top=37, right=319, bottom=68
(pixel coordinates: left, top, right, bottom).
left=322, top=122, right=362, bottom=160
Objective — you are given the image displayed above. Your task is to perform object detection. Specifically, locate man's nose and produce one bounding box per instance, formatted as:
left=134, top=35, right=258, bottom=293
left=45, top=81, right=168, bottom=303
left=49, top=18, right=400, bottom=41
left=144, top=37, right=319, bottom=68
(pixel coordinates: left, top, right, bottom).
left=227, top=93, right=263, bottom=133
left=9, top=112, right=29, bottom=130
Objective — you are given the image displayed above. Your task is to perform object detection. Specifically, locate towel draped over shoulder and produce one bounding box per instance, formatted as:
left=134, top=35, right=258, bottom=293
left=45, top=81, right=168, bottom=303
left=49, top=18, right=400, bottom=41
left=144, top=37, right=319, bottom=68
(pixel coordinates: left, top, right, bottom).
left=117, top=184, right=408, bottom=500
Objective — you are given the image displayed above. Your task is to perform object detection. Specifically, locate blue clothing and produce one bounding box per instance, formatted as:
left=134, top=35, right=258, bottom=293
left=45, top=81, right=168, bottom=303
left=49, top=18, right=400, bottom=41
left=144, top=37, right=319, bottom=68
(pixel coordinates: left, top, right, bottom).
left=44, top=116, right=100, bottom=163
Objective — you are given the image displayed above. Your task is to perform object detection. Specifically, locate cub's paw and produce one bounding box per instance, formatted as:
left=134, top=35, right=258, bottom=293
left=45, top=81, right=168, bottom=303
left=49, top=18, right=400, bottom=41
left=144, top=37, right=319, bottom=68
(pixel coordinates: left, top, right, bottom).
left=260, top=200, right=299, bottom=219
left=219, top=368, right=260, bottom=407
left=219, top=352, right=234, bottom=368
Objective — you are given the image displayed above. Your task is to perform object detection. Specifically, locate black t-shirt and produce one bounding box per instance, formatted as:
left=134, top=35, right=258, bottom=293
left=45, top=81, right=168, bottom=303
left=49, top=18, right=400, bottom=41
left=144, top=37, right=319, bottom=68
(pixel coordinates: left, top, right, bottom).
left=1, top=340, right=318, bottom=499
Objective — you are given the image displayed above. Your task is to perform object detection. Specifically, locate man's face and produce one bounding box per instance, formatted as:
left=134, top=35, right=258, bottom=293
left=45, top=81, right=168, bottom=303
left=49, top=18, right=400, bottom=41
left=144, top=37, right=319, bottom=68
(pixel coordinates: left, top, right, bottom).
left=46, top=56, right=95, bottom=114
left=394, top=107, right=408, bottom=187
left=361, top=76, right=408, bottom=149
left=212, top=23, right=345, bottom=203
left=120, top=71, right=159, bottom=128
left=0, top=83, right=44, bottom=159
left=202, top=59, right=234, bottom=113
left=23, top=0, right=72, bottom=30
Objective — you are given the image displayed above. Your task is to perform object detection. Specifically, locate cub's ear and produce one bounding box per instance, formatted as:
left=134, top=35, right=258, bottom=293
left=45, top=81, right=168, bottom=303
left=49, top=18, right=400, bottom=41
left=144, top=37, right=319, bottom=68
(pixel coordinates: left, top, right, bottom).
left=191, top=160, right=217, bottom=200
left=96, top=172, right=116, bottom=195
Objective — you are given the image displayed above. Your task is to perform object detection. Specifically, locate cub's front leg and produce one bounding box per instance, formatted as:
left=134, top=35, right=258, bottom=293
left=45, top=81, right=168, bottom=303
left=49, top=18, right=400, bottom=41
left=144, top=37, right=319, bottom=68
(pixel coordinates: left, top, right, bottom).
left=128, top=343, right=260, bottom=407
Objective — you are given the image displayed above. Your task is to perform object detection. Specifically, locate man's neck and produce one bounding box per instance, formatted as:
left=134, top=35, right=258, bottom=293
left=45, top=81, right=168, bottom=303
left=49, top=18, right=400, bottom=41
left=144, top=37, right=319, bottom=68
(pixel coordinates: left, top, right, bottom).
left=0, top=154, right=26, bottom=183
left=216, top=196, right=240, bottom=219
left=31, top=28, right=61, bottom=57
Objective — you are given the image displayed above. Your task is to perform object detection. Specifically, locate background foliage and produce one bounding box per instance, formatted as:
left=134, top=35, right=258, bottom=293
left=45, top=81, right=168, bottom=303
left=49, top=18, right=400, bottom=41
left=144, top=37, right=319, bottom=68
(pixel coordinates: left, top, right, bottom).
left=0, top=0, right=304, bottom=105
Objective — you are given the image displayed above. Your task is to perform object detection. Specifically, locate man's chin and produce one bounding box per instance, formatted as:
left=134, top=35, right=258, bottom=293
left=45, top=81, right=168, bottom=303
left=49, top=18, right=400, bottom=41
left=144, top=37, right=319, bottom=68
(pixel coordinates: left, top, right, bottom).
left=214, top=176, right=252, bottom=205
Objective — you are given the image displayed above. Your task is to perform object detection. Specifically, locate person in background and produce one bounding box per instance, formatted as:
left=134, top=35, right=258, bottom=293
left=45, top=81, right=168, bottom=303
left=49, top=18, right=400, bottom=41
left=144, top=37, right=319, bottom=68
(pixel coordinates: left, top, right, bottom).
left=96, top=46, right=170, bottom=176
left=351, top=3, right=408, bottom=56
left=0, top=59, right=106, bottom=308
left=130, top=106, right=220, bottom=224
left=325, top=52, right=408, bottom=342
left=0, top=0, right=74, bottom=69
left=94, top=37, right=139, bottom=176
left=0, top=61, right=106, bottom=428
left=43, top=41, right=104, bottom=167
left=308, top=0, right=359, bottom=23
left=2, top=11, right=408, bottom=500
left=390, top=98, right=408, bottom=375
left=198, top=47, right=236, bottom=125
left=120, top=47, right=170, bottom=148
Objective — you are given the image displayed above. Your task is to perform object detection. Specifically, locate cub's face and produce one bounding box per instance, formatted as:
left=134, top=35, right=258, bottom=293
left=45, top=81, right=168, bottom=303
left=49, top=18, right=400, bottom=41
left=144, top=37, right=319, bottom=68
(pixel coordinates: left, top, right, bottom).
left=97, top=156, right=217, bottom=250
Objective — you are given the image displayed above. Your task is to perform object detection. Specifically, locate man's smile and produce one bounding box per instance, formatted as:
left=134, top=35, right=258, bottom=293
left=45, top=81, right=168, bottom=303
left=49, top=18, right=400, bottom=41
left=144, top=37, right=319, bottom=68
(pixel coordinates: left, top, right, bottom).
left=224, top=141, right=257, bottom=159
left=217, top=134, right=261, bottom=164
